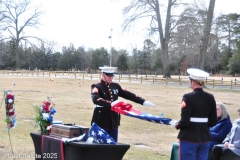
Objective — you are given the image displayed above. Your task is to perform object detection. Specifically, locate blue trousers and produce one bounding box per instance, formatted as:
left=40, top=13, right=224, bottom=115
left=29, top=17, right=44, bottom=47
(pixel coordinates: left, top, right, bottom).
left=106, top=129, right=118, bottom=142
left=179, top=140, right=209, bottom=160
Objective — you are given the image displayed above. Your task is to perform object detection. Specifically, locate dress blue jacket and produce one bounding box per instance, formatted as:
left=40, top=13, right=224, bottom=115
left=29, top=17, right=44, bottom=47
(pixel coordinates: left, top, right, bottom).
left=209, top=115, right=232, bottom=150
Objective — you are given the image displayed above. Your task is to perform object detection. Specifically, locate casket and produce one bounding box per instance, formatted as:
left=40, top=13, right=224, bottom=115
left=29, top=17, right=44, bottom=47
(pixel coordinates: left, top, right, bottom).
left=50, top=124, right=89, bottom=138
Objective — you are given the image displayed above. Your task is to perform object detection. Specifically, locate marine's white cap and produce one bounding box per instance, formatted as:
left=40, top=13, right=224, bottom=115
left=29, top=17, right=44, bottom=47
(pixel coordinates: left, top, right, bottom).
left=99, top=66, right=117, bottom=76
left=187, top=68, right=209, bottom=80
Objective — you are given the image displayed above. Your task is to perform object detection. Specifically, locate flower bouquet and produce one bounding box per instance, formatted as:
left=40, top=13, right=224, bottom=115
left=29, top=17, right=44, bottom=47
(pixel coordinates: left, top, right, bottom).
left=33, top=97, right=56, bottom=135
left=5, top=90, right=17, bottom=129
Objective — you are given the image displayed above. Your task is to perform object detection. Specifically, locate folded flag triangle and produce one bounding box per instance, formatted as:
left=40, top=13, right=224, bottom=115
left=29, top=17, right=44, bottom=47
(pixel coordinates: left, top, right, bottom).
left=111, top=101, right=172, bottom=125
left=87, top=123, right=116, bottom=144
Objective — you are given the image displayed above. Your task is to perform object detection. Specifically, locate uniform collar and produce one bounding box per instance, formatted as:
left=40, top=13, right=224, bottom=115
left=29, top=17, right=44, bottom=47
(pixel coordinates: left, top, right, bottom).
left=100, top=79, right=110, bottom=85
left=193, top=88, right=203, bottom=91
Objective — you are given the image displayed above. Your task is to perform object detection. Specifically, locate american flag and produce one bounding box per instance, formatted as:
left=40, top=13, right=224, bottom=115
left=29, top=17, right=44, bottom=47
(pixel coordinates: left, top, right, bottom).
left=111, top=101, right=172, bottom=125
left=87, top=123, right=116, bottom=144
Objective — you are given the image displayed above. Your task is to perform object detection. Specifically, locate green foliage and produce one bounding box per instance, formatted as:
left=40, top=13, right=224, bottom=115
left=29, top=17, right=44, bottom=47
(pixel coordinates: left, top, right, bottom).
left=169, top=63, right=177, bottom=72
left=129, top=48, right=139, bottom=74
left=138, top=39, right=155, bottom=73
left=116, top=54, right=129, bottom=72
left=221, top=45, right=233, bottom=71
left=51, top=52, right=62, bottom=70
left=4, top=47, right=16, bottom=68
left=58, top=55, right=70, bottom=70
left=8, top=39, right=16, bottom=50
left=138, top=50, right=151, bottom=73
left=4, top=118, right=10, bottom=124
left=32, top=102, right=54, bottom=135
left=90, top=47, right=109, bottom=70
left=228, top=43, right=240, bottom=76
left=152, top=57, right=162, bottom=70
left=152, top=49, right=163, bottom=74
left=32, top=104, right=45, bottom=133
left=56, top=44, right=87, bottom=71
left=228, top=52, right=240, bottom=76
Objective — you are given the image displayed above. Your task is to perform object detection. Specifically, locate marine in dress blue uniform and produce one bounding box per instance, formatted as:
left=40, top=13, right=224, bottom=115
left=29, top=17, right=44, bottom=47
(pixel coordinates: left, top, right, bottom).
left=90, top=66, right=155, bottom=142
left=175, top=68, right=218, bottom=160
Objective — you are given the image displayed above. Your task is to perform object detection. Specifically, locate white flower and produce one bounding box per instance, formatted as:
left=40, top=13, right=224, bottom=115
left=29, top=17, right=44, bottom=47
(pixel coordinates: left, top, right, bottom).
left=42, top=113, right=49, bottom=120
left=46, top=125, right=52, bottom=130
left=8, top=99, right=13, bottom=103
left=8, top=108, right=14, bottom=112
left=9, top=115, right=15, bottom=120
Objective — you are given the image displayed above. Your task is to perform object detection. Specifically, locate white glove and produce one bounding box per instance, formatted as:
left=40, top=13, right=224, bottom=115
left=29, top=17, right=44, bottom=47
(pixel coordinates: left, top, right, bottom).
left=86, top=137, right=94, bottom=143
left=111, top=100, right=119, bottom=107
left=143, top=101, right=155, bottom=107
left=169, top=120, right=178, bottom=127
left=62, top=133, right=86, bottom=143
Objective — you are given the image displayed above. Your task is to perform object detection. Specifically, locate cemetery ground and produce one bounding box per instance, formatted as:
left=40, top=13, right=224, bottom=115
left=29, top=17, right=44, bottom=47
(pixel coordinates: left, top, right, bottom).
left=0, top=75, right=239, bottom=160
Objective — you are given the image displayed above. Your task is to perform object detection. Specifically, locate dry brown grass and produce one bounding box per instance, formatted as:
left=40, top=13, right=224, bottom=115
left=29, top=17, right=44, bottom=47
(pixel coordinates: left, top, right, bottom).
left=0, top=75, right=239, bottom=160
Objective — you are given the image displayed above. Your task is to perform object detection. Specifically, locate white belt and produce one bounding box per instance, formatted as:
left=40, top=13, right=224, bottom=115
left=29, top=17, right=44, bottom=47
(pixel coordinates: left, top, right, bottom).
left=190, top=117, right=208, bottom=123
left=95, top=105, right=104, bottom=108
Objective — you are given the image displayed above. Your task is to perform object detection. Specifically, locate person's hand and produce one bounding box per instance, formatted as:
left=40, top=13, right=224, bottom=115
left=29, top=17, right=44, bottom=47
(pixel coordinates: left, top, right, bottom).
left=228, top=144, right=234, bottom=148
left=224, top=142, right=229, bottom=148
left=143, top=101, right=155, bottom=107
left=169, top=120, right=178, bottom=127
left=111, top=100, right=119, bottom=107
left=86, top=137, right=94, bottom=143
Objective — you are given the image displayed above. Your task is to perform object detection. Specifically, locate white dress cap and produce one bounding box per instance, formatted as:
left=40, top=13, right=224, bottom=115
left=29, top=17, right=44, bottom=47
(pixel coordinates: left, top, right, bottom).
left=99, top=66, right=117, bottom=73
left=187, top=68, right=209, bottom=80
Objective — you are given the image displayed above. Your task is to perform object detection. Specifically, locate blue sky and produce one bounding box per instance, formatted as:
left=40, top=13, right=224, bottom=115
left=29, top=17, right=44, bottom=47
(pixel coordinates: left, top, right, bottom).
left=28, top=0, right=240, bottom=52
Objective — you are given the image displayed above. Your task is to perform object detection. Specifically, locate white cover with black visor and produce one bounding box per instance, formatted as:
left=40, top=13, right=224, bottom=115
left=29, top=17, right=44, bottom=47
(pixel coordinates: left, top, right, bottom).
left=187, top=68, right=209, bottom=80
left=99, top=66, right=117, bottom=77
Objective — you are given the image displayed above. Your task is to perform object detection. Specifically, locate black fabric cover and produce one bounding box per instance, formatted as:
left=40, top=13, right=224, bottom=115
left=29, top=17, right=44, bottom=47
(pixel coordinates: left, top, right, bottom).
left=30, top=132, right=130, bottom=160
left=42, top=135, right=64, bottom=160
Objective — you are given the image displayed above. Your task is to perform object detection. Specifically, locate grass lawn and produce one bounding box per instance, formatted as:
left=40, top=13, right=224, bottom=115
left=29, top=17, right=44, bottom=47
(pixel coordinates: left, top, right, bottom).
left=0, top=75, right=239, bottom=160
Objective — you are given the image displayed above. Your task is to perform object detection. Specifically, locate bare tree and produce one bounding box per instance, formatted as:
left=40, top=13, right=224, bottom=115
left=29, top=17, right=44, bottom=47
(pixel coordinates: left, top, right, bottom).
left=2, top=0, right=44, bottom=69
left=169, top=1, right=207, bottom=70
left=122, top=0, right=178, bottom=78
left=0, top=0, right=7, bottom=25
left=198, top=0, right=215, bottom=69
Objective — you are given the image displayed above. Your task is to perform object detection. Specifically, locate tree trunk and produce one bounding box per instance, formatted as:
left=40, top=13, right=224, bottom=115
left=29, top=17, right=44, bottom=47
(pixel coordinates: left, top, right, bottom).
left=16, top=49, right=19, bottom=69
left=155, top=0, right=172, bottom=78
left=162, top=41, right=170, bottom=78
left=198, top=0, right=215, bottom=70
left=16, top=38, right=20, bottom=70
